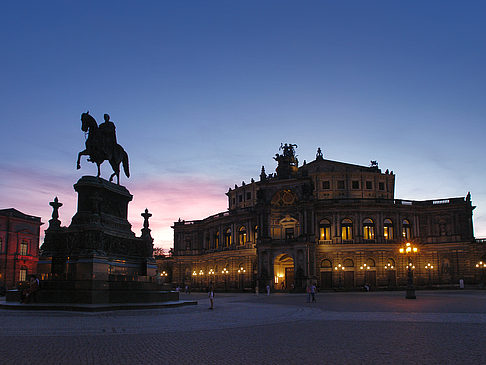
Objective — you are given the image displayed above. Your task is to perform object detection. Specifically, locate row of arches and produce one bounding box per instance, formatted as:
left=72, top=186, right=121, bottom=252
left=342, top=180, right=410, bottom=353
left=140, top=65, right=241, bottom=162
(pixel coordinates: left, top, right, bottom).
left=320, top=258, right=396, bottom=269
left=206, top=225, right=259, bottom=249
left=319, top=218, right=412, bottom=241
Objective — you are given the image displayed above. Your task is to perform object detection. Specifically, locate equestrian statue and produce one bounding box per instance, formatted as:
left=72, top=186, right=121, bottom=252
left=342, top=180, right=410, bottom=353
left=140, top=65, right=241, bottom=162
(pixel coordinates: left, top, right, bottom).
left=77, top=112, right=130, bottom=184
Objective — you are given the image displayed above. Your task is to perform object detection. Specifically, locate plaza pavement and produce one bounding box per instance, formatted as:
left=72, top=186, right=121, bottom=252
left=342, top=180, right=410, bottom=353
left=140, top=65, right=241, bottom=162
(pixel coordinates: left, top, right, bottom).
left=1, top=290, right=486, bottom=364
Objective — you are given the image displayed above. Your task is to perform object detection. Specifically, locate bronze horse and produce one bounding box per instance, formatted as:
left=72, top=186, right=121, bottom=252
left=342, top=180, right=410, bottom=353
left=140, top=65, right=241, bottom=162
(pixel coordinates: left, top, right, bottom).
left=77, top=112, right=130, bottom=184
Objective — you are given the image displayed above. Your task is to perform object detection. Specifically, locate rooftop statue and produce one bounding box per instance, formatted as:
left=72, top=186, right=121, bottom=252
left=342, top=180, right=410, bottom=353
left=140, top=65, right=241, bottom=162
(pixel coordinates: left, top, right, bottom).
left=77, top=112, right=130, bottom=184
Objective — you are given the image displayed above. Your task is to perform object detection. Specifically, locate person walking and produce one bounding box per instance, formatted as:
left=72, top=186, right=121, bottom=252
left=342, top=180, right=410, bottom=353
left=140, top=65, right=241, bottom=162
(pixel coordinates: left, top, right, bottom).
left=208, top=282, right=215, bottom=310
left=266, top=284, right=270, bottom=296
left=311, top=283, right=316, bottom=303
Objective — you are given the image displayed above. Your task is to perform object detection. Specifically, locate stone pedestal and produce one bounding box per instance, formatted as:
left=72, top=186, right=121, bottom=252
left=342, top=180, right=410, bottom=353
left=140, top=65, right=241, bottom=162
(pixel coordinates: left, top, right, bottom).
left=32, top=176, right=177, bottom=304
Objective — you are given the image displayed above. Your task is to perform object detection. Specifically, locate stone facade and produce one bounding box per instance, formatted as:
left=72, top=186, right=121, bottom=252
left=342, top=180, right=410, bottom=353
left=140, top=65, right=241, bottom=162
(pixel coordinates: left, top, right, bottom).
left=0, top=209, right=43, bottom=289
left=172, top=145, right=486, bottom=291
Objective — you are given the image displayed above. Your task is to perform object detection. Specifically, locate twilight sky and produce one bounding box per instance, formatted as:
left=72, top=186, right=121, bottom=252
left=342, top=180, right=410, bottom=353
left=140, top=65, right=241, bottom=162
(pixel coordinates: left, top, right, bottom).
left=1, top=1, right=485, bottom=249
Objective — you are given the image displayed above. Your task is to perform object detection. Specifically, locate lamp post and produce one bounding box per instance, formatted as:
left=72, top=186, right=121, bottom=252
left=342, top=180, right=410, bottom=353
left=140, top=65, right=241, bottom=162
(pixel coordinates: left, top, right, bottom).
left=334, top=263, right=345, bottom=289
left=208, top=268, right=215, bottom=287
left=399, top=242, right=418, bottom=299
left=360, top=264, right=371, bottom=290
left=384, top=263, right=395, bottom=288
left=475, top=261, right=486, bottom=287
left=237, top=266, right=246, bottom=290
left=160, top=270, right=168, bottom=283
left=198, top=269, right=204, bottom=289
left=425, top=263, right=433, bottom=286
left=222, top=267, right=229, bottom=291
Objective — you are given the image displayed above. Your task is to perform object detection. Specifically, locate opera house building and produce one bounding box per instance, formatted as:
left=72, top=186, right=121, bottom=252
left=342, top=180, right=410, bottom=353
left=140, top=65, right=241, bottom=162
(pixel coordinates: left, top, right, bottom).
left=170, top=144, right=485, bottom=291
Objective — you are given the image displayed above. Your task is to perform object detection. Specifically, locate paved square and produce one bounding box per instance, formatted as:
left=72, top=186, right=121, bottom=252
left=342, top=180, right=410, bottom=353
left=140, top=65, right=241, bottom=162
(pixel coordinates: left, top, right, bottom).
left=1, top=290, right=486, bottom=364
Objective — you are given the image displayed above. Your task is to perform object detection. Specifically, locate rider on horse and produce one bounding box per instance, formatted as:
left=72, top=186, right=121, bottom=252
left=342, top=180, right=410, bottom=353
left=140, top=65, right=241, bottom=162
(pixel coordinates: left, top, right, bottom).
left=98, top=114, right=117, bottom=161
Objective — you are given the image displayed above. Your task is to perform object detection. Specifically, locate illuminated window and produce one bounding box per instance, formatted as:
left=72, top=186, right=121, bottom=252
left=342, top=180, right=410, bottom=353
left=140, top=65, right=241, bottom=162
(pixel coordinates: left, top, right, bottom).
left=402, top=219, right=411, bottom=239
left=20, top=241, right=28, bottom=256
left=19, top=268, right=27, bottom=282
left=366, top=181, right=372, bottom=190
left=363, top=219, right=375, bottom=240
left=322, top=181, right=330, bottom=189
left=238, top=226, right=247, bottom=245
left=341, top=219, right=353, bottom=240
left=224, top=228, right=232, bottom=246
left=319, top=219, right=331, bottom=241
left=352, top=181, right=359, bottom=189
left=254, top=225, right=259, bottom=241
left=285, top=227, right=295, bottom=240
left=384, top=219, right=394, bottom=240
left=214, top=231, right=219, bottom=248
left=337, top=180, right=345, bottom=190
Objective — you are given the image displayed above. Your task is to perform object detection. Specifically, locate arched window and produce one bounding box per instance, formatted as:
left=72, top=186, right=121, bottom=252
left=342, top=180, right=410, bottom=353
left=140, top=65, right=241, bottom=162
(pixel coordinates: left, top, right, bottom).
left=402, top=219, right=411, bottom=239
left=319, top=219, right=331, bottom=241
left=385, top=258, right=395, bottom=270
left=363, top=219, right=375, bottom=240
left=214, top=231, right=219, bottom=248
left=254, top=225, right=259, bottom=241
left=238, top=226, right=247, bottom=245
left=321, top=259, right=332, bottom=268
left=343, top=258, right=354, bottom=268
left=224, top=228, right=232, bottom=247
left=384, top=219, right=394, bottom=240
left=366, top=258, right=375, bottom=268
left=341, top=219, right=353, bottom=240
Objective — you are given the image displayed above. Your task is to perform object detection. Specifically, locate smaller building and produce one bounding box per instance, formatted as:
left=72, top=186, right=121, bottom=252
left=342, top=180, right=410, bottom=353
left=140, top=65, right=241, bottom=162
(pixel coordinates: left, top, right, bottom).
left=0, top=208, right=43, bottom=289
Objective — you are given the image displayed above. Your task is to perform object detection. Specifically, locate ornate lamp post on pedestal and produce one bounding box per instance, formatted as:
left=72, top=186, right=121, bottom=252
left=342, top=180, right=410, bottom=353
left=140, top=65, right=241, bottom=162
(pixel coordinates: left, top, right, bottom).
left=399, top=242, right=418, bottom=299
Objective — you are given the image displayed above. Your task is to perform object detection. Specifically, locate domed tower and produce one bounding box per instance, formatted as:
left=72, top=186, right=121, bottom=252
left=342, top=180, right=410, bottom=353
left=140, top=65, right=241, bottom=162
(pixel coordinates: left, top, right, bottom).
left=274, top=143, right=299, bottom=179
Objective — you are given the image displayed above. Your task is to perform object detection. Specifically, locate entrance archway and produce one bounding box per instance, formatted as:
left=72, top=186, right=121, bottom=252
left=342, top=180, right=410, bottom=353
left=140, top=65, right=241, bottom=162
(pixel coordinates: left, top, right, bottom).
left=274, top=254, right=294, bottom=290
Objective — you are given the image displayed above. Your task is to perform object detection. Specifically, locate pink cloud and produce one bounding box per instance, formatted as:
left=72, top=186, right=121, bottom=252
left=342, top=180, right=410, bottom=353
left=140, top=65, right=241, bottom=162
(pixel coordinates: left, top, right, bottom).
left=1, top=164, right=228, bottom=250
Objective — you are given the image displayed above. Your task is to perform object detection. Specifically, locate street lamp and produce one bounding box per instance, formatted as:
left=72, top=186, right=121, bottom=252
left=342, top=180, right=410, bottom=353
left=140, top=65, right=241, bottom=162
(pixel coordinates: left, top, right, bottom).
left=399, top=242, right=418, bottom=299
left=334, top=263, right=345, bottom=288
left=208, top=268, right=215, bottom=287
left=359, top=264, right=371, bottom=290
left=425, top=263, right=433, bottom=286
left=198, top=270, right=204, bottom=289
left=475, top=261, right=486, bottom=286
left=237, top=266, right=246, bottom=290
left=222, top=267, right=229, bottom=291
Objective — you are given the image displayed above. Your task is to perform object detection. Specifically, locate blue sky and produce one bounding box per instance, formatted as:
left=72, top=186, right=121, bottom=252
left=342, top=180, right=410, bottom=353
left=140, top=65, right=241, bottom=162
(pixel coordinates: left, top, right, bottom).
left=1, top=1, right=485, bottom=248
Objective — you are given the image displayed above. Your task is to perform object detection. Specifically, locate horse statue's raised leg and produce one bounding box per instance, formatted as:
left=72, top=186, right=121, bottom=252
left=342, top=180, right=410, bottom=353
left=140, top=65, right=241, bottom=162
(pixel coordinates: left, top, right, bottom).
left=77, top=149, right=89, bottom=169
